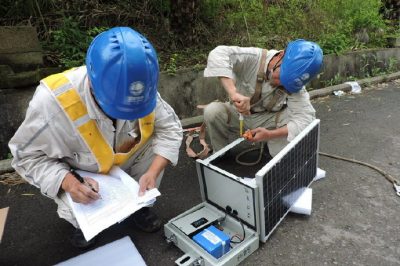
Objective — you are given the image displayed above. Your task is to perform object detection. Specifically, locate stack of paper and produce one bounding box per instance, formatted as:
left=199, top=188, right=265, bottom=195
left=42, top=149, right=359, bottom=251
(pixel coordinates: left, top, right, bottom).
left=56, top=236, right=146, bottom=266
left=67, top=166, right=160, bottom=241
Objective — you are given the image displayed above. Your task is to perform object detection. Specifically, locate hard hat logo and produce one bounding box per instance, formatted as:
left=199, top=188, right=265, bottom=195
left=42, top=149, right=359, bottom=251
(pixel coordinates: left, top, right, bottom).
left=294, top=78, right=303, bottom=87
left=128, top=81, right=145, bottom=103
left=129, top=81, right=145, bottom=96
left=127, top=95, right=145, bottom=103
left=280, top=39, right=323, bottom=93
left=86, top=27, right=158, bottom=120
left=300, top=73, right=310, bottom=81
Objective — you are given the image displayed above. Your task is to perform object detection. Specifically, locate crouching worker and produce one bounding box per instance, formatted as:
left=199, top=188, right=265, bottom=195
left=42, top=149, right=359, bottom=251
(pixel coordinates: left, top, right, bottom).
left=203, top=40, right=323, bottom=157
left=8, top=27, right=183, bottom=248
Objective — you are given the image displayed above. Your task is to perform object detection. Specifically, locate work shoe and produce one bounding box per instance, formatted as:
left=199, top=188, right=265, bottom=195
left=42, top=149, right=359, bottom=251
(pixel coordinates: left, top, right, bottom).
left=70, top=228, right=96, bottom=249
left=132, top=207, right=162, bottom=233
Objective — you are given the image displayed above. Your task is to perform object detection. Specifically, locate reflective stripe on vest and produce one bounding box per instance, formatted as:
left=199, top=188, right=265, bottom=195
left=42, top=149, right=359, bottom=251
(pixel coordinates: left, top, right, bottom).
left=42, top=71, right=155, bottom=173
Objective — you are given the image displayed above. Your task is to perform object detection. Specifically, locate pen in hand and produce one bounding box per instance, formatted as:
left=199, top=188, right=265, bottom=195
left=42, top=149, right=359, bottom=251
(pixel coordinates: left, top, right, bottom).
left=70, top=169, right=102, bottom=199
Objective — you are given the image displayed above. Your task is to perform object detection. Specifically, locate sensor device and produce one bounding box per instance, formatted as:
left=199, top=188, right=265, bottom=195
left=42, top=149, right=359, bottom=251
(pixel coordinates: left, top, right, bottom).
left=171, top=206, right=222, bottom=236
left=164, top=120, right=321, bottom=265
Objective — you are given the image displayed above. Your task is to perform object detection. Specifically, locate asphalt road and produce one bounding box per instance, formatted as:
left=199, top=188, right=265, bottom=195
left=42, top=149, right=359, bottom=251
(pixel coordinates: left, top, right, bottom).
left=1, top=79, right=399, bottom=266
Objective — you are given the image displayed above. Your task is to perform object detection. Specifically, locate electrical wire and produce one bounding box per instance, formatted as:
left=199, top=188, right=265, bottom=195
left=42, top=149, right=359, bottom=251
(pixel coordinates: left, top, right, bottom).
left=319, top=152, right=399, bottom=185
left=235, top=142, right=264, bottom=166
left=230, top=219, right=246, bottom=244
left=235, top=148, right=399, bottom=191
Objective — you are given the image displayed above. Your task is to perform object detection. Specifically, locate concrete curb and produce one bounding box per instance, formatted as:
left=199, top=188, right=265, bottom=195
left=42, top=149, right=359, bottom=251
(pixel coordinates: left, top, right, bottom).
left=0, top=159, right=13, bottom=175
left=1, top=71, right=400, bottom=174
left=181, top=71, right=400, bottom=128
left=308, top=71, right=400, bottom=99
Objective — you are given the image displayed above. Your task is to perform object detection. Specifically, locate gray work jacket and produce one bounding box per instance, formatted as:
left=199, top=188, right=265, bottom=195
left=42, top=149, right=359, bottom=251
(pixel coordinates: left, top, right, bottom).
left=9, top=66, right=183, bottom=199
left=204, top=45, right=316, bottom=141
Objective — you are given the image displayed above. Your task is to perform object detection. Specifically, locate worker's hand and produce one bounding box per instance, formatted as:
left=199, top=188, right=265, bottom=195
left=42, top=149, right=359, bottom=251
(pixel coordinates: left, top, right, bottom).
left=138, top=172, right=158, bottom=197
left=231, top=92, right=251, bottom=115
left=242, top=129, right=254, bottom=140
left=61, top=172, right=100, bottom=204
left=249, top=128, right=273, bottom=142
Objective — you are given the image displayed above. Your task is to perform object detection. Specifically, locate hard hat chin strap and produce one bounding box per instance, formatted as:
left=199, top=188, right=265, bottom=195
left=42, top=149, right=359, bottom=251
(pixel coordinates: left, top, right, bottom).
left=87, top=81, right=116, bottom=123
left=266, top=51, right=284, bottom=81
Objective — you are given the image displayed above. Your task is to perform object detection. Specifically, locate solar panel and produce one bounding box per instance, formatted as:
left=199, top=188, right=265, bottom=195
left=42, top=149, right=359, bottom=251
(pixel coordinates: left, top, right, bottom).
left=196, top=119, right=320, bottom=243
left=256, top=119, right=320, bottom=241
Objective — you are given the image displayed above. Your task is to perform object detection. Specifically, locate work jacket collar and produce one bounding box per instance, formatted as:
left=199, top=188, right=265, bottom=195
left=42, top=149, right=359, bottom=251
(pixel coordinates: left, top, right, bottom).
left=83, top=76, right=111, bottom=122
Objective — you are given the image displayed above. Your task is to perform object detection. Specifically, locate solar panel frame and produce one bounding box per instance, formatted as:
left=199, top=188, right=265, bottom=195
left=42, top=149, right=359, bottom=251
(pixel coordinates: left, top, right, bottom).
left=256, top=119, right=320, bottom=242
left=195, top=119, right=320, bottom=242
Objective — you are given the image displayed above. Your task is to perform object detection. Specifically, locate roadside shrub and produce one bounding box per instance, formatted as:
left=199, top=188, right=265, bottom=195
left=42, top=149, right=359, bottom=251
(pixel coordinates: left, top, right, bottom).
left=43, top=17, right=107, bottom=68
left=0, top=0, right=395, bottom=69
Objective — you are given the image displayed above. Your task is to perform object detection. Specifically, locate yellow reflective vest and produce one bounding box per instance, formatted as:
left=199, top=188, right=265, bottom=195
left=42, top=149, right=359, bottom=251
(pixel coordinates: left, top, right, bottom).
left=42, top=70, right=155, bottom=173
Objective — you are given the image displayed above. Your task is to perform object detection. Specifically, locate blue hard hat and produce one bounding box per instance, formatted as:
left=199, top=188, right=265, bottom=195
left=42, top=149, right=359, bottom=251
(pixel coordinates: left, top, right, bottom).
left=86, top=27, right=158, bottom=120
left=280, top=39, right=323, bottom=93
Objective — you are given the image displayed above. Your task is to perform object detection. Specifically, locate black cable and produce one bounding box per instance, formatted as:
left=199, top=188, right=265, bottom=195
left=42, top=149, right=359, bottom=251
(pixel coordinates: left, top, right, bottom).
left=230, top=212, right=246, bottom=244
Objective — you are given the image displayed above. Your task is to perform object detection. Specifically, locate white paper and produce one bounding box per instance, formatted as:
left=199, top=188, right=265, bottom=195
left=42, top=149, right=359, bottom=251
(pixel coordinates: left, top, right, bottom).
left=55, top=236, right=146, bottom=266
left=0, top=207, right=9, bottom=243
left=345, top=81, right=362, bottom=94
left=66, top=166, right=161, bottom=241
left=333, top=90, right=345, bottom=97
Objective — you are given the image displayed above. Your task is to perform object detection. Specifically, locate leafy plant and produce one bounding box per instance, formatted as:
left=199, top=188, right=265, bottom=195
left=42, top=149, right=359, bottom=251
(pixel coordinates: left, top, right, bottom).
left=325, top=73, right=343, bottom=87
left=44, top=17, right=107, bottom=68
left=166, top=53, right=179, bottom=76
left=387, top=57, right=398, bottom=73
left=1, top=0, right=397, bottom=70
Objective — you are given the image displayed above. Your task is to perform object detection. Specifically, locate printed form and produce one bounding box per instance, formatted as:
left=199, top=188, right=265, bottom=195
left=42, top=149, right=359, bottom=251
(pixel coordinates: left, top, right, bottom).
left=66, top=166, right=161, bottom=241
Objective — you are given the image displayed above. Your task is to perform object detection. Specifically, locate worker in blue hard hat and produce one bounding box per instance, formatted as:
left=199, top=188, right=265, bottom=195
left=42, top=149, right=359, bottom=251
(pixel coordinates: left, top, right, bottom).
left=203, top=40, right=323, bottom=157
left=8, top=27, right=183, bottom=248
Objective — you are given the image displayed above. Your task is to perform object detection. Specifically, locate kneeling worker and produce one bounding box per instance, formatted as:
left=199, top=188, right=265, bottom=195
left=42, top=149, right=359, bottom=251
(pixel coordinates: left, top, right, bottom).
left=9, top=27, right=183, bottom=248
left=203, top=40, right=323, bottom=157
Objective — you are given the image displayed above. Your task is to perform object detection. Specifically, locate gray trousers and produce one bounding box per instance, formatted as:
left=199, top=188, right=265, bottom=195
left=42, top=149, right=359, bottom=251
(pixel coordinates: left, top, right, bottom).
left=203, top=102, right=289, bottom=157
left=54, top=143, right=163, bottom=228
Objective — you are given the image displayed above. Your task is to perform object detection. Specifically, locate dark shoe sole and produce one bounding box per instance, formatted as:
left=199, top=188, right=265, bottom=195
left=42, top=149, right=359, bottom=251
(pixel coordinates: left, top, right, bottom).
left=132, top=208, right=163, bottom=233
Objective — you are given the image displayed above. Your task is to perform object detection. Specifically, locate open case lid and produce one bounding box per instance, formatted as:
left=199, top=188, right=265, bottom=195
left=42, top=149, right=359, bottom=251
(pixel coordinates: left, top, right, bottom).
left=195, top=119, right=320, bottom=242
left=196, top=138, right=260, bottom=233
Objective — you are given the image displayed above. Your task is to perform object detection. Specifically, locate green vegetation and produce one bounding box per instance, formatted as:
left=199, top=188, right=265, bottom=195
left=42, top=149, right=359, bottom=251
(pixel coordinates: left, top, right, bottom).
left=321, top=56, right=398, bottom=87
left=166, top=53, right=179, bottom=76
left=44, top=17, right=107, bottom=68
left=0, top=0, right=398, bottom=71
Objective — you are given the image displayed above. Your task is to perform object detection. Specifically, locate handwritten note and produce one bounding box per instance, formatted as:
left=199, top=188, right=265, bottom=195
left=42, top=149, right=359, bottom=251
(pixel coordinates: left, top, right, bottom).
left=66, top=166, right=161, bottom=241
